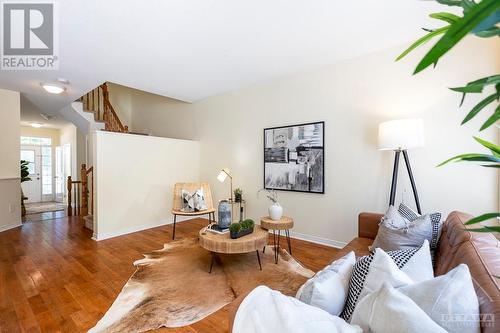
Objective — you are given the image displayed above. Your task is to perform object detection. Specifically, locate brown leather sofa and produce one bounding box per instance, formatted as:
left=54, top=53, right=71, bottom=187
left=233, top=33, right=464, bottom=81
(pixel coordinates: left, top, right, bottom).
left=228, top=211, right=500, bottom=332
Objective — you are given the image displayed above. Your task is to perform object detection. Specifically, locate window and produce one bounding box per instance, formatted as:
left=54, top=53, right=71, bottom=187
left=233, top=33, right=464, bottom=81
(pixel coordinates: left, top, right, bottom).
left=20, top=150, right=35, bottom=174
left=20, top=136, right=52, bottom=146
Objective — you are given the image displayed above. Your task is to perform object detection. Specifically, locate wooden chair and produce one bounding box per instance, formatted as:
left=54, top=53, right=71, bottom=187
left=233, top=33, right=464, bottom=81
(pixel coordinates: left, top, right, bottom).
left=171, top=182, right=216, bottom=240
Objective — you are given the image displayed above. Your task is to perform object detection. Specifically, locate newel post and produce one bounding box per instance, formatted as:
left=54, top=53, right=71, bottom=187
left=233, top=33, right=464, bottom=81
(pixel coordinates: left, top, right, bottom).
left=67, top=176, right=73, bottom=216
left=81, top=164, right=88, bottom=217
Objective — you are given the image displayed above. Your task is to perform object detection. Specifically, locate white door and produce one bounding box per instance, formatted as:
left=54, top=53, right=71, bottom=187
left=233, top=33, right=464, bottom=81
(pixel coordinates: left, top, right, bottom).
left=20, top=146, right=41, bottom=203
left=55, top=146, right=64, bottom=202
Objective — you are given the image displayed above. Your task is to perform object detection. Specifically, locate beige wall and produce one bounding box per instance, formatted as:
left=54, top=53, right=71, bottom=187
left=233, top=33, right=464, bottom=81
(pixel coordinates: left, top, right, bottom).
left=106, top=82, right=196, bottom=139
left=60, top=124, right=87, bottom=178
left=20, top=126, right=61, bottom=146
left=93, top=131, right=199, bottom=240
left=107, top=83, right=133, bottom=129
left=0, top=88, right=21, bottom=231
left=130, top=37, right=498, bottom=246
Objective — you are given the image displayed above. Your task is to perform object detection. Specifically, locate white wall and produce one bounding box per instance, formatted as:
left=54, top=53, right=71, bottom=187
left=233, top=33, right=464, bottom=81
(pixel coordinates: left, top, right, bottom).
left=93, top=131, right=199, bottom=240
left=60, top=124, right=86, bottom=178
left=0, top=88, right=21, bottom=232
left=128, top=37, right=497, bottom=247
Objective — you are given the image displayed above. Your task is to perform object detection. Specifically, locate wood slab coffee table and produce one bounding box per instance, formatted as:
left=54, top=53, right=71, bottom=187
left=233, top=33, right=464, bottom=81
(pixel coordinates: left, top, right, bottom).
left=199, top=226, right=268, bottom=273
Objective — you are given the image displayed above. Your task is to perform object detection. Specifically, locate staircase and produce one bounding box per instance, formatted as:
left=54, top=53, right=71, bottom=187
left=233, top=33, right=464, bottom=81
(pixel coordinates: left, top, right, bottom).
left=66, top=83, right=129, bottom=231
left=79, top=83, right=129, bottom=133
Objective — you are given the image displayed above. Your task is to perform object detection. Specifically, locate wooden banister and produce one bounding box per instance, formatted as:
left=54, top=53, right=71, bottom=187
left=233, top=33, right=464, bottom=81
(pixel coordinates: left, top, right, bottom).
left=79, top=82, right=129, bottom=134
left=67, top=176, right=82, bottom=217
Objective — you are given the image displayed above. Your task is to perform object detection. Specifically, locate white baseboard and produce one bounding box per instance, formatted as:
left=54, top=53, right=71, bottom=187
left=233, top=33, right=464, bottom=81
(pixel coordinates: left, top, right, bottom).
left=92, top=216, right=194, bottom=241
left=91, top=216, right=346, bottom=249
left=285, top=230, right=347, bottom=249
left=0, top=222, right=22, bottom=233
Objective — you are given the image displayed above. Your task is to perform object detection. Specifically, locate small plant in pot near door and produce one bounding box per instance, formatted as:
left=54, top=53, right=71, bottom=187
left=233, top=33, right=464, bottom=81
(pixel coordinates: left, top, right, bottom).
left=258, top=189, right=283, bottom=221
left=20, top=160, right=31, bottom=217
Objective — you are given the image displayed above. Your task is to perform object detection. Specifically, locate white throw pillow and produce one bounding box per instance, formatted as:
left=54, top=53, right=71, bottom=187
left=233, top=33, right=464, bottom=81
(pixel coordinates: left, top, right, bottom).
left=234, top=286, right=362, bottom=333
left=350, top=283, right=447, bottom=333
left=296, top=252, right=355, bottom=315
left=341, top=240, right=433, bottom=321
left=398, top=264, right=480, bottom=333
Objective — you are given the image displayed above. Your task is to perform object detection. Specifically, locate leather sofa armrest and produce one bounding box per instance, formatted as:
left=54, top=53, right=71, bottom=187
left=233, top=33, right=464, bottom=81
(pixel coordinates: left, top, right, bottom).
left=358, top=212, right=383, bottom=239
left=227, top=290, right=251, bottom=333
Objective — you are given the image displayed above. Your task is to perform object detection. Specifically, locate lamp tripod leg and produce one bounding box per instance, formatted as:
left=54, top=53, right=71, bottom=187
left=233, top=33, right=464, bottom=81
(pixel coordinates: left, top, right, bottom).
left=402, top=150, right=422, bottom=214
left=389, top=150, right=401, bottom=207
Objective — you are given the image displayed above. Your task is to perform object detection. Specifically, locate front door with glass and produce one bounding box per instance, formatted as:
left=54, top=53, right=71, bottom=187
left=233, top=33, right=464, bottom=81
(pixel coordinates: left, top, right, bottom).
left=20, top=136, right=54, bottom=203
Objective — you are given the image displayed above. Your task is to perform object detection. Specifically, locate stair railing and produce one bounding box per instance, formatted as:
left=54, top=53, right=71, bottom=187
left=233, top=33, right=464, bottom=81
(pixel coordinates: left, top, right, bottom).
left=80, top=83, right=129, bottom=133
left=67, top=176, right=81, bottom=216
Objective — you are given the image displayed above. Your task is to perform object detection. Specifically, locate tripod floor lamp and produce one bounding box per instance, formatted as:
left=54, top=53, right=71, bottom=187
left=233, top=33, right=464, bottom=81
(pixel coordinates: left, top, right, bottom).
left=378, top=118, right=425, bottom=214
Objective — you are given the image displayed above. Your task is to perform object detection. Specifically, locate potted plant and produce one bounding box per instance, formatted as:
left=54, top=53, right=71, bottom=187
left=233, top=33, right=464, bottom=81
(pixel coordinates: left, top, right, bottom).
left=20, top=160, right=31, bottom=216
left=234, top=188, right=243, bottom=202
left=229, top=219, right=255, bottom=239
left=258, top=189, right=282, bottom=221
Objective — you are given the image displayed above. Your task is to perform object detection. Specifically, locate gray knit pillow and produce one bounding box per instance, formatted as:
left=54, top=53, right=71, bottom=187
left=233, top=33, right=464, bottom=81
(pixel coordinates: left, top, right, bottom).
left=370, top=204, right=441, bottom=252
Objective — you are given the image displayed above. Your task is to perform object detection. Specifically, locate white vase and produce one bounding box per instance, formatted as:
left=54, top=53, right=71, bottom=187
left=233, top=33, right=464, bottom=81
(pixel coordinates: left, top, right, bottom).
left=269, top=203, right=283, bottom=221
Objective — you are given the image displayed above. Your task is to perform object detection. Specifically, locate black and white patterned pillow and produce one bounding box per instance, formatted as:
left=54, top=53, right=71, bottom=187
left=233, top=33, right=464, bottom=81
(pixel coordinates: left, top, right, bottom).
left=398, top=203, right=442, bottom=251
left=340, top=246, right=421, bottom=322
left=181, top=188, right=207, bottom=212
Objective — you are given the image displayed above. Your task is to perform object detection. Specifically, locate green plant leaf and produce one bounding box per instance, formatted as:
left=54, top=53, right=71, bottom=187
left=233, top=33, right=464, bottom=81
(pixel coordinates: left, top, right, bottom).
left=461, top=92, right=499, bottom=125
left=480, top=104, right=500, bottom=131
left=465, top=212, right=500, bottom=225
left=475, top=26, right=500, bottom=37
left=430, top=12, right=461, bottom=24
left=474, top=137, right=500, bottom=156
left=466, top=226, right=500, bottom=233
left=414, top=0, right=500, bottom=74
left=451, top=75, right=500, bottom=94
left=438, top=153, right=500, bottom=166
left=436, top=0, right=463, bottom=7
left=396, top=26, right=449, bottom=61
left=481, top=164, right=500, bottom=168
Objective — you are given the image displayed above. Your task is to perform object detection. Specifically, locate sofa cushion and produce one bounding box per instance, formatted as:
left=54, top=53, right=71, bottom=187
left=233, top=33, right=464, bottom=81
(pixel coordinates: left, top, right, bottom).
left=233, top=286, right=362, bottom=333
left=296, top=252, right=355, bottom=316
left=341, top=241, right=433, bottom=322
left=398, top=264, right=480, bottom=333
left=370, top=204, right=442, bottom=253
left=350, top=283, right=447, bottom=333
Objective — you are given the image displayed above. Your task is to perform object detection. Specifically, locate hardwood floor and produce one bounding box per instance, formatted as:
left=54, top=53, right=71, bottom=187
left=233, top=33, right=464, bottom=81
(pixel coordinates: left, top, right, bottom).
left=0, top=216, right=340, bottom=332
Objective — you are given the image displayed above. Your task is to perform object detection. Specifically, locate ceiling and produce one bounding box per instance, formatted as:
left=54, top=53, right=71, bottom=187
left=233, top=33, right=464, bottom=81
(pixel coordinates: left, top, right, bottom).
left=20, top=95, right=71, bottom=129
left=0, top=0, right=444, bottom=118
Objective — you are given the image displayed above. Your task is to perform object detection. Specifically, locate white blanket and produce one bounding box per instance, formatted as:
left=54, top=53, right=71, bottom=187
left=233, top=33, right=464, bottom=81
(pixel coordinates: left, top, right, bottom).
left=233, top=286, right=362, bottom=333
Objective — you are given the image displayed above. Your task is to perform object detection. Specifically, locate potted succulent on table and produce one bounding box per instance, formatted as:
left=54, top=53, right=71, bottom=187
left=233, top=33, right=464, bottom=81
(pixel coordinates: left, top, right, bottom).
left=234, top=188, right=243, bottom=202
left=258, top=189, right=282, bottom=221
left=20, top=160, right=31, bottom=217
left=229, top=219, right=255, bottom=239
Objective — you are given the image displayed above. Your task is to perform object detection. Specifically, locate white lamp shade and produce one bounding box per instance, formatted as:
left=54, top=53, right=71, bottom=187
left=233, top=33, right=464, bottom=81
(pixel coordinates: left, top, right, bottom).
left=217, top=168, right=231, bottom=182
left=378, top=118, right=425, bottom=150
left=217, top=171, right=227, bottom=182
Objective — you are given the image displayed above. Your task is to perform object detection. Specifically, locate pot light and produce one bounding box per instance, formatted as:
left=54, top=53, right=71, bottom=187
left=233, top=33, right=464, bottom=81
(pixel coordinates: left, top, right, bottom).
left=31, top=123, right=44, bottom=128
left=41, top=83, right=66, bottom=94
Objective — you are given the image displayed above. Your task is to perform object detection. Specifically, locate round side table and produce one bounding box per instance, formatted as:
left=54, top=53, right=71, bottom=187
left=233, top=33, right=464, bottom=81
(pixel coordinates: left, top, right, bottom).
left=260, top=216, right=294, bottom=264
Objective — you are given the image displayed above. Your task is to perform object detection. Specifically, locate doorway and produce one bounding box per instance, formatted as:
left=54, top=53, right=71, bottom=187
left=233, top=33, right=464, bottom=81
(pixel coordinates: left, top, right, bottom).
left=20, top=136, right=67, bottom=218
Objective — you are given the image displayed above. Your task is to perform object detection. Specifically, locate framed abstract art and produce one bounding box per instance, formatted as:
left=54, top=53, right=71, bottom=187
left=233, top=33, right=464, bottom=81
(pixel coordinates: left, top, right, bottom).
left=263, top=121, right=324, bottom=193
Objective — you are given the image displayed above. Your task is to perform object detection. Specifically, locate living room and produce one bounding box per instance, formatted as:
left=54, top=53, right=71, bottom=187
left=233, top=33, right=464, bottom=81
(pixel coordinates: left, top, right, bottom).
left=0, top=0, right=498, bottom=332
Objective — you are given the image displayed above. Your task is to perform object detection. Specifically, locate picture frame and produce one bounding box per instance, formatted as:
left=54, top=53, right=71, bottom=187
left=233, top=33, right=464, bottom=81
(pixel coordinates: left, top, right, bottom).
left=263, top=121, right=324, bottom=194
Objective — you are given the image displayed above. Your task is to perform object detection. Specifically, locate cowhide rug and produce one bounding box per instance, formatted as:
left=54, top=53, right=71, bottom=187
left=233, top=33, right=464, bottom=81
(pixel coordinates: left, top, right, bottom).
left=89, top=238, right=314, bottom=333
